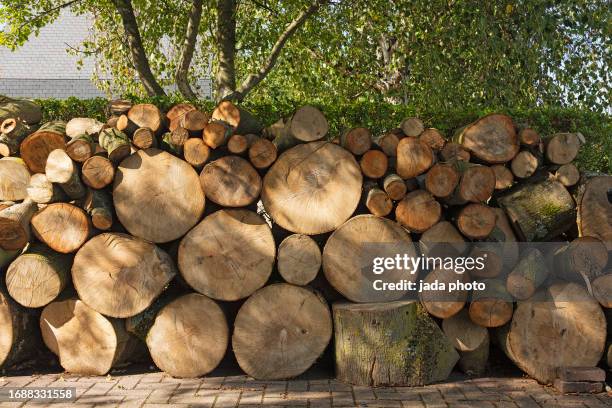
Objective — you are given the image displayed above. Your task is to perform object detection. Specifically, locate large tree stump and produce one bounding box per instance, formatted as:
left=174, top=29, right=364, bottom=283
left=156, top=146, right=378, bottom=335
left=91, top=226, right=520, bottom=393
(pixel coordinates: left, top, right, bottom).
left=323, top=215, right=417, bottom=303
left=0, top=199, right=37, bottom=250
left=333, top=301, right=459, bottom=386
left=278, top=234, right=321, bottom=286
left=0, top=289, right=40, bottom=369
left=199, top=156, right=262, bottom=207
left=31, top=203, right=90, bottom=253
left=454, top=114, right=519, bottom=163
left=113, top=149, right=205, bottom=243
left=145, top=293, right=228, bottom=378
left=262, top=141, right=362, bottom=235
left=575, top=175, right=612, bottom=250
left=443, top=309, right=489, bottom=375
left=72, top=233, right=176, bottom=318
left=179, top=209, right=274, bottom=301
left=19, top=121, right=66, bottom=173
left=0, top=157, right=30, bottom=201
left=233, top=284, right=332, bottom=380
left=40, top=298, right=141, bottom=375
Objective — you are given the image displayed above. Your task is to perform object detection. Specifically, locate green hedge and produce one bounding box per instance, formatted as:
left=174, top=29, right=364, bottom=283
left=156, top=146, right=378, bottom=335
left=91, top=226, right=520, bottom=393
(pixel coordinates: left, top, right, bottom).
left=35, top=96, right=611, bottom=173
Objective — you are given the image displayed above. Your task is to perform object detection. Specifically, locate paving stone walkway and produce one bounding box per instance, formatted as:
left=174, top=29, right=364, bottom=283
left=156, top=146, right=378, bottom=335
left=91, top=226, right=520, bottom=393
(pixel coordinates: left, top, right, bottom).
left=0, top=369, right=610, bottom=408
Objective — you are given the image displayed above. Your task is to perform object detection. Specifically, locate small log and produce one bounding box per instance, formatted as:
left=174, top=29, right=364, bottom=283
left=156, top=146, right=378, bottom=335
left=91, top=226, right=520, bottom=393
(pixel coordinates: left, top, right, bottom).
left=109, top=99, right=132, bottom=116
left=166, top=103, right=196, bottom=123
left=545, top=133, right=582, bottom=165
left=116, top=114, right=138, bottom=135
left=180, top=109, right=209, bottom=135
left=65, top=134, right=94, bottom=163
left=420, top=266, right=469, bottom=319
left=234, top=284, right=332, bottom=380
left=396, top=137, right=434, bottom=179
left=6, top=244, right=71, bottom=308
left=82, top=189, right=114, bottom=230
left=248, top=138, right=277, bottom=169
left=592, top=274, right=612, bottom=308
left=107, top=116, right=119, bottom=128
left=161, top=127, right=189, bottom=155
left=45, top=149, right=86, bottom=199
left=375, top=132, right=399, bottom=156
left=211, top=101, right=262, bottom=135
left=65, top=118, right=103, bottom=138
left=0, top=157, right=31, bottom=201
left=383, top=173, right=407, bottom=200
left=469, top=279, right=513, bottom=328
left=395, top=190, right=441, bottom=233
left=81, top=155, right=115, bottom=189
left=454, top=114, right=519, bottom=163
left=19, top=121, right=66, bottom=173
left=267, top=106, right=328, bottom=151
left=425, top=163, right=460, bottom=198
left=227, top=134, right=249, bottom=154
left=127, top=104, right=164, bottom=135
left=359, top=150, right=388, bottom=179
left=203, top=121, right=232, bottom=148
left=31, top=203, right=90, bottom=253
left=519, top=128, right=540, bottom=147
left=183, top=138, right=210, bottom=168
left=0, top=118, right=37, bottom=156
left=419, top=221, right=467, bottom=258
left=334, top=301, right=458, bottom=386
left=341, top=127, right=372, bottom=156
left=0, top=289, right=40, bottom=369
left=491, top=164, right=514, bottom=190
left=506, top=248, right=549, bottom=300
left=510, top=150, right=539, bottom=178
left=26, top=173, right=65, bottom=204
left=455, top=163, right=496, bottom=203
left=277, top=234, right=321, bottom=286
left=98, top=128, right=131, bottom=163
left=0, top=97, right=42, bottom=124
left=400, top=117, right=424, bottom=137
left=200, top=156, right=261, bottom=207
left=575, top=175, right=611, bottom=249
left=419, top=128, right=445, bottom=151
left=553, top=236, right=608, bottom=284
left=132, top=127, right=157, bottom=149
left=440, top=142, right=470, bottom=162
left=73, top=233, right=177, bottom=318
left=0, top=199, right=37, bottom=250
left=178, top=209, right=274, bottom=301
left=456, top=203, right=496, bottom=239
left=443, top=309, right=490, bottom=375
left=365, top=188, right=393, bottom=217
left=554, top=163, right=580, bottom=187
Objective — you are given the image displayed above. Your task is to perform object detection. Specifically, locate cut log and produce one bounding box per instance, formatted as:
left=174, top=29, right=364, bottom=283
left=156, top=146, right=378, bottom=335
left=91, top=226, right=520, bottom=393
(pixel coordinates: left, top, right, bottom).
left=233, top=283, right=332, bottom=380
left=6, top=245, right=71, bottom=308
left=0, top=289, right=40, bottom=369
left=146, top=293, right=228, bottom=378
left=456, top=203, right=496, bottom=239
left=31, top=203, right=90, bottom=253
left=72, top=233, right=176, bottom=318
left=0, top=157, right=30, bottom=201
left=440, top=141, right=470, bottom=162
left=425, top=163, right=459, bottom=198
left=499, top=282, right=606, bottom=384
left=40, top=298, right=141, bottom=375
left=98, top=128, right=131, bottom=163
left=0, top=118, right=37, bottom=156
left=180, top=109, right=209, bottom=135
left=545, top=133, right=582, bottom=165
left=510, top=150, right=539, bottom=178
left=419, top=128, right=445, bottom=151
left=419, top=221, right=467, bottom=258
left=19, top=121, right=66, bottom=173
left=45, top=149, right=86, bottom=199
left=492, top=164, right=514, bottom=190
left=116, top=114, right=138, bottom=135
left=553, top=237, right=608, bottom=284
left=323, top=215, right=417, bottom=303
left=454, top=114, right=519, bottom=163
left=161, top=127, right=189, bottom=154
left=65, top=118, right=103, bottom=138
left=554, top=163, right=580, bottom=187
left=113, top=149, right=205, bottom=243
left=0, top=97, right=42, bottom=124
left=183, top=138, right=210, bottom=168
left=365, top=188, right=393, bottom=217
left=455, top=163, right=496, bottom=203
left=498, top=179, right=575, bottom=241
left=262, top=141, right=362, bottom=235
left=26, top=173, right=65, bottom=204
left=227, top=134, right=249, bottom=154
left=248, top=138, right=277, bottom=169
left=82, top=189, right=114, bottom=230
left=334, top=301, right=458, bottom=386
left=132, top=127, right=157, bottom=149
left=278, top=234, right=321, bottom=286
left=211, top=101, right=262, bottom=135
left=178, top=209, right=274, bottom=301
left=383, top=174, right=407, bottom=200
left=127, top=104, right=164, bottom=134
left=203, top=121, right=232, bottom=149
left=375, top=132, right=399, bottom=157
left=396, top=137, right=434, bottom=180
left=109, top=99, right=132, bottom=116
left=199, top=156, right=261, bottom=207
left=395, top=190, right=441, bottom=233
left=166, top=103, right=196, bottom=122
left=506, top=248, right=549, bottom=300
left=81, top=155, right=115, bottom=189
left=469, top=279, right=513, bottom=328
left=341, top=127, right=372, bottom=156
left=575, top=175, right=612, bottom=250
left=519, top=128, right=540, bottom=147
left=420, top=266, right=469, bottom=319
left=267, top=106, right=328, bottom=152
left=359, top=150, right=388, bottom=179
left=400, top=117, right=425, bottom=137
left=0, top=199, right=37, bottom=250
left=65, top=134, right=94, bottom=163
left=592, top=274, right=612, bottom=308
left=443, top=309, right=490, bottom=375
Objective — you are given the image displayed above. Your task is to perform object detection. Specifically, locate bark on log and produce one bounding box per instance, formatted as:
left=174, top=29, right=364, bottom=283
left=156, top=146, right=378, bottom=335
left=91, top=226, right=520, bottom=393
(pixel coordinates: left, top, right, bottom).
left=341, top=127, right=372, bottom=156
left=440, top=142, right=470, bottom=162
left=99, top=128, right=131, bottom=163
left=419, top=221, right=467, bottom=258
left=278, top=234, right=321, bottom=286
left=161, top=127, right=189, bottom=155
left=127, top=104, right=164, bottom=135
left=420, top=266, right=469, bottom=319
left=425, top=163, right=460, bottom=198
left=0, top=157, right=30, bottom=201
left=109, top=99, right=133, bottom=116
left=334, top=301, right=458, bottom=386
left=248, top=138, right=277, bottom=169
left=65, top=118, right=103, bottom=139
left=469, top=279, right=513, bottom=328
left=72, top=233, right=177, bottom=318
left=82, top=189, right=114, bottom=231
left=395, top=190, right=441, bottom=233
left=211, top=101, right=262, bottom=135
left=113, top=149, right=205, bottom=243
left=400, top=117, right=425, bottom=137
left=203, top=121, right=232, bottom=149
left=510, top=150, right=539, bottom=179
left=65, top=134, right=94, bottom=163
left=31, top=203, right=90, bottom=253
left=132, top=127, right=157, bottom=149
left=383, top=174, right=407, bottom=200
left=266, top=106, right=328, bottom=152
left=592, top=274, right=612, bottom=308
left=506, top=249, right=549, bottom=300
left=0, top=289, right=40, bottom=369
left=419, top=128, right=445, bottom=151
left=323, top=215, right=417, bottom=303
left=454, top=114, right=519, bottom=163
left=456, top=203, right=496, bottom=239
left=575, top=175, right=611, bottom=250
left=5, top=244, right=71, bottom=308
left=365, top=188, right=393, bottom=217
left=81, top=155, right=115, bottom=189
left=19, top=121, right=66, bottom=173
left=359, top=150, right=388, bottom=179
left=375, top=132, right=399, bottom=157
left=553, top=237, right=608, bottom=284
left=166, top=103, right=196, bottom=123
left=498, top=179, right=575, bottom=241
left=0, top=199, right=37, bottom=250
left=233, top=284, right=332, bottom=380
left=262, top=141, right=362, bottom=235
left=396, top=137, right=434, bottom=179
left=40, top=298, right=141, bottom=375
left=554, top=163, right=580, bottom=187
left=183, top=138, right=210, bottom=168
left=0, top=118, right=37, bottom=156
left=145, top=293, right=228, bottom=378
left=491, top=164, right=514, bottom=190
left=443, top=309, right=490, bottom=375
left=0, top=97, right=42, bottom=125
left=45, top=149, right=86, bottom=199
left=545, top=133, right=582, bottom=165
left=178, top=209, right=274, bottom=301
left=199, top=156, right=261, bottom=207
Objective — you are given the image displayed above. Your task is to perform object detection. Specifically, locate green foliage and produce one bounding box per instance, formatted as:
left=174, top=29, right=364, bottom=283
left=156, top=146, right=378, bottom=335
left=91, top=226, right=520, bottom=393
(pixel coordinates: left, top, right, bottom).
left=34, top=97, right=611, bottom=172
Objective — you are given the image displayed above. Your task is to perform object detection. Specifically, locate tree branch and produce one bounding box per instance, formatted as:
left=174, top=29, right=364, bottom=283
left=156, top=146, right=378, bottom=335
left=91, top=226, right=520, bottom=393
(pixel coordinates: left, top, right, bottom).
left=175, top=0, right=204, bottom=99
left=19, top=0, right=83, bottom=30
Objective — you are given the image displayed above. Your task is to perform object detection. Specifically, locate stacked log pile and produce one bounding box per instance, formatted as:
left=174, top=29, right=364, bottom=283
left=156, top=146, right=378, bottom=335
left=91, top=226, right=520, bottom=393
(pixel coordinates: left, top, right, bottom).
left=0, top=95, right=610, bottom=387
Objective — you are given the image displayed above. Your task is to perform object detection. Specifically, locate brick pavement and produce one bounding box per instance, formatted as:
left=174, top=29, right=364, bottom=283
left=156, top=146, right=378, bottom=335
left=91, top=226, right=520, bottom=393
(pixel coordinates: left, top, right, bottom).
left=0, top=368, right=609, bottom=408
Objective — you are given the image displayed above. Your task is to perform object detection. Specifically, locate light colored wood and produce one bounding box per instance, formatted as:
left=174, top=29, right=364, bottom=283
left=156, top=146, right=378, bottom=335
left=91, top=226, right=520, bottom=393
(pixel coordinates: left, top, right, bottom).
left=545, top=133, right=581, bottom=165
left=375, top=132, right=399, bottom=156
left=132, top=127, right=157, bottom=149
left=454, top=114, right=518, bottom=163
left=116, top=114, right=137, bottom=135
left=425, top=163, right=459, bottom=198
left=554, top=163, right=579, bottom=187
left=166, top=103, right=196, bottom=122
left=491, top=164, right=514, bottom=190
left=83, top=189, right=114, bottom=230
left=396, top=137, right=434, bottom=179
left=72, top=232, right=176, bottom=318
left=211, top=101, right=262, bottom=135
left=395, top=190, right=441, bottom=233
left=553, top=236, right=608, bottom=284
left=65, top=134, right=94, bottom=163
left=365, top=188, right=393, bottom=217
left=203, top=121, right=232, bottom=148
left=146, top=293, right=228, bottom=378
left=359, top=150, right=388, bottom=179
left=278, top=234, right=321, bottom=286
left=592, top=274, right=612, bottom=308
left=456, top=203, right=496, bottom=239
left=419, top=221, right=467, bottom=258
left=323, top=215, right=417, bottom=303
left=506, top=248, right=549, bottom=300
left=419, top=128, right=445, bottom=151
left=443, top=309, right=489, bottom=375
left=440, top=142, right=470, bottom=162
left=400, top=117, right=424, bottom=137
left=262, top=141, right=362, bottom=235
left=81, top=155, right=115, bottom=189
left=180, top=109, right=209, bottom=135
left=31, top=203, right=90, bottom=253
left=511, top=150, right=539, bottom=178
left=268, top=106, right=328, bottom=151
left=0, top=157, right=30, bottom=201
left=127, top=104, right=164, bottom=134
left=233, top=284, right=332, bottom=380
left=456, top=163, right=496, bottom=203
left=0, top=199, right=37, bottom=250
left=19, top=122, right=66, bottom=173
left=45, top=149, right=86, bottom=199
left=341, top=127, right=372, bottom=155
left=249, top=138, right=277, bottom=169
left=0, top=118, right=37, bottom=156
left=99, top=128, right=131, bottom=163
left=576, top=175, right=611, bottom=250
left=113, top=148, right=205, bottom=243
left=469, top=279, right=513, bottom=328
left=200, top=156, right=261, bottom=207
left=179, top=209, right=274, bottom=301
left=65, top=118, right=103, bottom=138
left=383, top=174, right=407, bottom=200
left=420, top=266, right=469, bottom=319
left=227, top=134, right=249, bottom=154
left=183, top=138, right=210, bottom=168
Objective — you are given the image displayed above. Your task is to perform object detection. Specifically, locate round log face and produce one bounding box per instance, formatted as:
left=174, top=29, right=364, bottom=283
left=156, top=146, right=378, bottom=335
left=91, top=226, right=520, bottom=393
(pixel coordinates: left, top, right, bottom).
left=546, top=133, right=580, bottom=165
left=0, top=292, right=14, bottom=367
left=0, top=158, right=30, bottom=201
left=6, top=252, right=66, bottom=308
left=278, top=234, right=321, bottom=286
left=323, top=215, right=417, bottom=303
left=459, top=114, right=519, bottom=163
left=232, top=284, right=332, bottom=380
left=262, top=141, right=362, bottom=235
left=442, top=309, right=488, bottom=352
left=419, top=267, right=468, bottom=319
left=72, top=233, right=177, bottom=318
left=459, top=166, right=496, bottom=203
left=178, top=209, right=275, bottom=301
left=396, top=137, right=434, bottom=179
left=395, top=190, right=441, bottom=233
left=127, top=104, right=162, bottom=132
left=199, top=156, right=262, bottom=207
left=212, top=101, right=240, bottom=129
left=82, top=156, right=115, bottom=189
left=20, top=131, right=66, bottom=174
left=113, top=149, right=205, bottom=243
left=147, top=294, right=228, bottom=378
left=31, top=203, right=90, bottom=254
left=290, top=106, right=329, bottom=141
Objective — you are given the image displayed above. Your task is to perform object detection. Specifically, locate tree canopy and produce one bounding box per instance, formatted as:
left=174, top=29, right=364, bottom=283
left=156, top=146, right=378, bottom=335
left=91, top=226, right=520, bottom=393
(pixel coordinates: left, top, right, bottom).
left=0, top=0, right=609, bottom=111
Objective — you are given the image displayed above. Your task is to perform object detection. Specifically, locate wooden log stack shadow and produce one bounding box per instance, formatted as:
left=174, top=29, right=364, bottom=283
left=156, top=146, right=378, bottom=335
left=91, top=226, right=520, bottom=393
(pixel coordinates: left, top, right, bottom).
left=0, top=94, right=610, bottom=389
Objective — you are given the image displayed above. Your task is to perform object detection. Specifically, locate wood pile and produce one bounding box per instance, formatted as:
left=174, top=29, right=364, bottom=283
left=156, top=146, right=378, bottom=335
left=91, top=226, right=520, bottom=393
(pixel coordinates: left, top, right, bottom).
left=0, top=95, right=610, bottom=387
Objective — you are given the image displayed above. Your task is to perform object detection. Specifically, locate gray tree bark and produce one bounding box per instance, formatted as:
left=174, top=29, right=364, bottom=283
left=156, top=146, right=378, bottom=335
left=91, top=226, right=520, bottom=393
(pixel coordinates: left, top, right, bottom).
left=175, top=0, right=204, bottom=100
